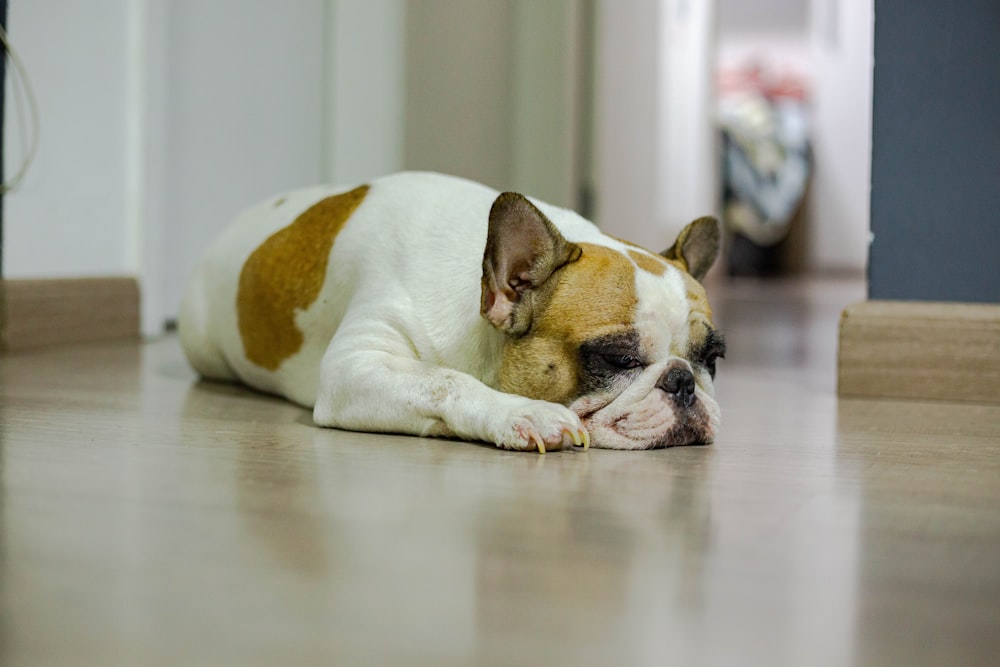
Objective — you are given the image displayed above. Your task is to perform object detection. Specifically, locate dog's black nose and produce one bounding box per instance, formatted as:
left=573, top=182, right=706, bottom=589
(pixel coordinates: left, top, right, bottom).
left=659, top=366, right=696, bottom=408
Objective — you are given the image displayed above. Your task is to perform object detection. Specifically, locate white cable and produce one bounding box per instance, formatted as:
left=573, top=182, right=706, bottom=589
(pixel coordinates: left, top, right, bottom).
left=0, top=22, right=40, bottom=194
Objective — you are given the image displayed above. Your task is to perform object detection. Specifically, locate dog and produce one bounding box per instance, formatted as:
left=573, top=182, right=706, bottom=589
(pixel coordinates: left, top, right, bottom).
left=179, top=172, right=725, bottom=452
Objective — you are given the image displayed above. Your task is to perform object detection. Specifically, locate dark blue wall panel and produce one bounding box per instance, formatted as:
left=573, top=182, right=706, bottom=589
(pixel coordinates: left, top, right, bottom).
left=869, top=0, right=1000, bottom=303
left=0, top=0, right=6, bottom=278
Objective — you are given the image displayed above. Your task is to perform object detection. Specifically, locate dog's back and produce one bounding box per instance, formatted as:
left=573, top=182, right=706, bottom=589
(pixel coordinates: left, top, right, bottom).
left=180, top=172, right=571, bottom=406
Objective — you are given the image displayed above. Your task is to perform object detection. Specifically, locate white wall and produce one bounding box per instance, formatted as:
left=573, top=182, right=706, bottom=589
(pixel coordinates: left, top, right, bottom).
left=154, top=0, right=328, bottom=334
left=155, top=0, right=404, bottom=333
left=403, top=1, right=515, bottom=192
left=659, top=0, right=718, bottom=234
left=3, top=0, right=133, bottom=278
left=716, top=0, right=811, bottom=80
left=807, top=0, right=873, bottom=272
left=326, top=0, right=405, bottom=186
left=403, top=1, right=583, bottom=209
left=594, top=0, right=719, bottom=253
left=717, top=0, right=811, bottom=71
left=3, top=0, right=406, bottom=335
left=592, top=0, right=665, bottom=251
left=510, top=1, right=586, bottom=209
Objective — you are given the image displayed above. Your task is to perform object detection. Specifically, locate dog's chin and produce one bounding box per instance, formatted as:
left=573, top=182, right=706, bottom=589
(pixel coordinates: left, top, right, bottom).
left=571, top=389, right=720, bottom=450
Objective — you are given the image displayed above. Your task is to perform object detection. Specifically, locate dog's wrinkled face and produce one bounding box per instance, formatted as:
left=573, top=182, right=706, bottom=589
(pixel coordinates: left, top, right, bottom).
left=481, top=193, right=724, bottom=449
left=567, top=259, right=724, bottom=449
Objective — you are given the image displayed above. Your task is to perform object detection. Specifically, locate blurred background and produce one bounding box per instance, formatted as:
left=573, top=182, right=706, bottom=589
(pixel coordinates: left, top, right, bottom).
left=1, top=0, right=873, bottom=336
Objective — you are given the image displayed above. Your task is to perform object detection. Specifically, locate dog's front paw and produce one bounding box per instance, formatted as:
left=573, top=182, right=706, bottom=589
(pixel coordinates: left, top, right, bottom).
left=490, top=398, right=590, bottom=454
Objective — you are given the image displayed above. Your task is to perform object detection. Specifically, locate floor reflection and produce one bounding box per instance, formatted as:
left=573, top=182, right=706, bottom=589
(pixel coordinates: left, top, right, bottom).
left=182, top=382, right=330, bottom=577
left=837, top=398, right=1000, bottom=665
left=470, top=448, right=714, bottom=664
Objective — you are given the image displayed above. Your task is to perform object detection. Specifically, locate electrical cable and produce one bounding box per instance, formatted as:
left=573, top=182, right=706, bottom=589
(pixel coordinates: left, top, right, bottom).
left=0, top=23, right=39, bottom=193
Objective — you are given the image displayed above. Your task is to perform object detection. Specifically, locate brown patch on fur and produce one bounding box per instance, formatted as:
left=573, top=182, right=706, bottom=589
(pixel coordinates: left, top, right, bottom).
left=682, top=272, right=713, bottom=321
left=680, top=272, right=715, bottom=359
left=500, top=243, right=637, bottom=403
left=237, top=185, right=369, bottom=370
left=627, top=248, right=667, bottom=276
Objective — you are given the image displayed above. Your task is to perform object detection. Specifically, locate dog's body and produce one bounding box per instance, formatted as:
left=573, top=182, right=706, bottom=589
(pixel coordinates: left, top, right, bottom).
left=180, top=172, right=724, bottom=452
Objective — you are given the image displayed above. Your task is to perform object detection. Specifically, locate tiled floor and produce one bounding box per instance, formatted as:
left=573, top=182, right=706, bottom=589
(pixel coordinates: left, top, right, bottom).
left=2, top=277, right=998, bottom=666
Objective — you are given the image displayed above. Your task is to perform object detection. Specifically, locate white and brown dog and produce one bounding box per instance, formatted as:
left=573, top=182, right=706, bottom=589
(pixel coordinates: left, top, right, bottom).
left=180, top=172, right=725, bottom=452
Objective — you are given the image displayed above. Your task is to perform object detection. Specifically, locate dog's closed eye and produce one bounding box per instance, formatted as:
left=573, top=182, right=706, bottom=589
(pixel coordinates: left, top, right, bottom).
left=692, top=329, right=726, bottom=378
left=602, top=354, right=644, bottom=370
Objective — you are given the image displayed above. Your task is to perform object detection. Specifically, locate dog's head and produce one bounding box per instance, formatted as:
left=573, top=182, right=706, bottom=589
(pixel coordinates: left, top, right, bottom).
left=481, top=193, right=724, bottom=450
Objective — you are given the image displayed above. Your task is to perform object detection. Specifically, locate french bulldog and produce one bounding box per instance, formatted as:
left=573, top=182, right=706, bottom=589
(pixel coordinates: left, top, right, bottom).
left=179, top=172, right=725, bottom=452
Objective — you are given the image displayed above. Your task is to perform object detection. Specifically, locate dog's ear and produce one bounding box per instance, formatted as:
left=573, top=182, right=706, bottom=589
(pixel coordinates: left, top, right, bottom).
left=661, top=216, right=720, bottom=282
left=481, top=192, right=582, bottom=336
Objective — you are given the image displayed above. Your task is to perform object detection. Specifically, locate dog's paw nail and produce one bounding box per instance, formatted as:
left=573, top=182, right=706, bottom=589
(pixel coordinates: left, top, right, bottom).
left=580, top=428, right=590, bottom=450
left=531, top=432, right=546, bottom=454
left=563, top=426, right=582, bottom=447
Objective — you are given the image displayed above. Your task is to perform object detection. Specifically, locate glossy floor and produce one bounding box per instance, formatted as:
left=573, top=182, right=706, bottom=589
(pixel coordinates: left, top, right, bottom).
left=2, top=278, right=999, bottom=666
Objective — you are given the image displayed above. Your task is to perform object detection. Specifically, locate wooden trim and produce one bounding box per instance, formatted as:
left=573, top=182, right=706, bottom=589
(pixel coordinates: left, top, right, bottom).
left=838, top=299, right=1000, bottom=404
left=0, top=277, right=140, bottom=352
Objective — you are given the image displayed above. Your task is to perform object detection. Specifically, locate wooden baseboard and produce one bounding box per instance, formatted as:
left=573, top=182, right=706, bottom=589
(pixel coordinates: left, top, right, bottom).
left=0, top=277, right=140, bottom=352
left=838, top=299, right=1000, bottom=404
